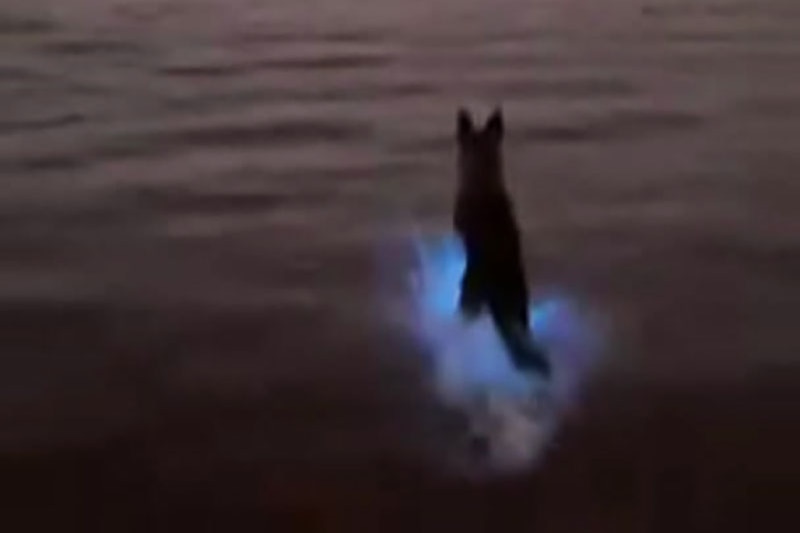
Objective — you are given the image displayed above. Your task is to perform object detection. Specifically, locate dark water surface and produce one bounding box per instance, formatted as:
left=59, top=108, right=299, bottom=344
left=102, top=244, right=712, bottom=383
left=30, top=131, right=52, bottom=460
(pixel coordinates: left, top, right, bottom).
left=2, top=0, right=798, bottom=531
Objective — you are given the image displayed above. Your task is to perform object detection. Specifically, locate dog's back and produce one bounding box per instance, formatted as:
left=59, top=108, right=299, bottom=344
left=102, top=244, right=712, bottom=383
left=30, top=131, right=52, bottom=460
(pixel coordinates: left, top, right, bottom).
left=454, top=108, right=549, bottom=375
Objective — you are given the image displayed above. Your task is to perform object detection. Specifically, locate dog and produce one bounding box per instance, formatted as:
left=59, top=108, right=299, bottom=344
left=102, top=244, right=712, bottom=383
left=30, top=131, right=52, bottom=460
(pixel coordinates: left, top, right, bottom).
left=453, top=107, right=550, bottom=376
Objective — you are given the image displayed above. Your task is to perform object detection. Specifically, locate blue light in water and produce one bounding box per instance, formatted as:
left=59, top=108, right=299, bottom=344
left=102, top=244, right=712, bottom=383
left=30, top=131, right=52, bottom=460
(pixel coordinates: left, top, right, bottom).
left=370, top=230, right=606, bottom=471
left=407, top=232, right=602, bottom=427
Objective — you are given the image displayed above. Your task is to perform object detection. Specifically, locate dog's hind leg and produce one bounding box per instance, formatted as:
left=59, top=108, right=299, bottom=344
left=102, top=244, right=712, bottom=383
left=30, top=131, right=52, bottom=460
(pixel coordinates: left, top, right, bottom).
left=458, top=263, right=485, bottom=319
left=491, top=309, right=551, bottom=377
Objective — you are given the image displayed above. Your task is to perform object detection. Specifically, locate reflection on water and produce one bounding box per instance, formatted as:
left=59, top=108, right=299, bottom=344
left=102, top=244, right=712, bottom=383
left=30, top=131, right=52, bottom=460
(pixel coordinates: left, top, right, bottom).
left=1, top=0, right=798, bottom=530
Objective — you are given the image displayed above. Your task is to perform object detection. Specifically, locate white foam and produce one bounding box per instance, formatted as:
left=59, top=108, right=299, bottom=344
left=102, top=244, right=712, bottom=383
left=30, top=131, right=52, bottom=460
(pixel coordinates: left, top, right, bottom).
left=403, top=233, right=602, bottom=472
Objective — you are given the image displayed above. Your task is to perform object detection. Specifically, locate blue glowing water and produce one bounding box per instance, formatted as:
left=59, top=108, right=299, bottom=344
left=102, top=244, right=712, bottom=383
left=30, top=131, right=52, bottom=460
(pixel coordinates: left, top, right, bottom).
left=404, top=233, right=603, bottom=470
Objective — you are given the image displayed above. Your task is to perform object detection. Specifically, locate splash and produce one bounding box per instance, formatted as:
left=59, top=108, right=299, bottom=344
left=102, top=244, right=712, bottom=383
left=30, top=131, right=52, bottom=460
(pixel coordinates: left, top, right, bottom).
left=401, top=232, right=603, bottom=473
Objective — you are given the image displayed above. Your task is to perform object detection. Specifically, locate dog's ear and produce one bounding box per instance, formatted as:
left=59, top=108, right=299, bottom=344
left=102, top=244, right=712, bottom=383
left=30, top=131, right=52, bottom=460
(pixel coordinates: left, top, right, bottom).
left=484, top=107, right=504, bottom=143
left=457, top=108, right=474, bottom=143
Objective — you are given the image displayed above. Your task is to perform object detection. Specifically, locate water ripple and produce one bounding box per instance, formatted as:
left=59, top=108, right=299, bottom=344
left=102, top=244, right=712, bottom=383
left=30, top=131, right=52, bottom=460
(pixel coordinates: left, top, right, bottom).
left=487, top=77, right=638, bottom=99
left=38, top=38, right=145, bottom=58
left=520, top=109, right=704, bottom=143
left=0, top=113, right=85, bottom=135
left=142, top=118, right=372, bottom=149
left=157, top=53, right=395, bottom=78
left=0, top=14, right=55, bottom=35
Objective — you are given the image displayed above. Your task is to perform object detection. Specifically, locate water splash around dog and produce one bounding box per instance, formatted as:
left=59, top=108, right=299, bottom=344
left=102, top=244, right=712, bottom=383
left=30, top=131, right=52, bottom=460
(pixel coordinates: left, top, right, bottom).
left=395, top=232, right=604, bottom=473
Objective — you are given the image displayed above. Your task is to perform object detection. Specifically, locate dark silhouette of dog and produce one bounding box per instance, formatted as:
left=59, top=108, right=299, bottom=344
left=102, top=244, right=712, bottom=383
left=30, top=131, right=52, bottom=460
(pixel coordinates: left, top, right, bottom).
left=453, top=107, right=550, bottom=376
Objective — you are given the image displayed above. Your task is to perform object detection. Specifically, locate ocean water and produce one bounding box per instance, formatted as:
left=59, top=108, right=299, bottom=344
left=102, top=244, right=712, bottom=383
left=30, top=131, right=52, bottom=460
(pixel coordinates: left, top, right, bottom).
left=1, top=0, right=798, bottom=530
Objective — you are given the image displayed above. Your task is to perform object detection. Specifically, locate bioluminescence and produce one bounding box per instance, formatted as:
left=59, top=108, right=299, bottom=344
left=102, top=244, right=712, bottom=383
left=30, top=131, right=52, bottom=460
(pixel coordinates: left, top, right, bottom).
left=401, top=232, right=603, bottom=471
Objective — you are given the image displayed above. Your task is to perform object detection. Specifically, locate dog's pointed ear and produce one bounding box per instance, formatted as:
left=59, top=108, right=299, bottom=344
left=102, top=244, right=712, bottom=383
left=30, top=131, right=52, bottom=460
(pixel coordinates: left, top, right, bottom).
left=457, top=108, right=474, bottom=143
left=484, top=107, right=504, bottom=142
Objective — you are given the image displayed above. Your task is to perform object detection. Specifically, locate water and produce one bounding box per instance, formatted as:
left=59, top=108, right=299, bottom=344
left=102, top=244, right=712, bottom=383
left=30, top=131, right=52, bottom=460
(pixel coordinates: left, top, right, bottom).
left=407, top=233, right=602, bottom=474
left=1, top=0, right=798, bottom=530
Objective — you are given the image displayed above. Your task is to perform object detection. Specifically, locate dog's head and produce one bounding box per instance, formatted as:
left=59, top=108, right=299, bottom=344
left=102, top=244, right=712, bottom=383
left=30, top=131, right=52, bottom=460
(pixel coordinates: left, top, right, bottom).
left=456, top=107, right=504, bottom=191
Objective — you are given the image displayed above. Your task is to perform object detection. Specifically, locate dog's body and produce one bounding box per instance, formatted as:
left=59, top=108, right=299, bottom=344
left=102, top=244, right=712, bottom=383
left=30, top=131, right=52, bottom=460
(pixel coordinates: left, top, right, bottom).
left=454, top=108, right=550, bottom=376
